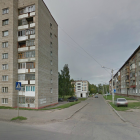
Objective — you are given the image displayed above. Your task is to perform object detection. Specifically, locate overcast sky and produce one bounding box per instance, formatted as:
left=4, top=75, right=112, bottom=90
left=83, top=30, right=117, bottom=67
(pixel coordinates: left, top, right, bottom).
left=44, top=0, right=140, bottom=85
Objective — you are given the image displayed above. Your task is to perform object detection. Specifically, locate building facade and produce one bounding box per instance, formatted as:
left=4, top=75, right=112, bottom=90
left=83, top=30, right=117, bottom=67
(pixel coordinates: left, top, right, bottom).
left=0, top=0, right=58, bottom=109
left=109, top=46, right=140, bottom=97
left=72, top=80, right=89, bottom=98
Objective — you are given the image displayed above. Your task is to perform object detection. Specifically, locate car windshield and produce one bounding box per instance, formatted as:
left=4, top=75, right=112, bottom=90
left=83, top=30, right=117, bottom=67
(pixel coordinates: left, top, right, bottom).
left=118, top=99, right=126, bottom=101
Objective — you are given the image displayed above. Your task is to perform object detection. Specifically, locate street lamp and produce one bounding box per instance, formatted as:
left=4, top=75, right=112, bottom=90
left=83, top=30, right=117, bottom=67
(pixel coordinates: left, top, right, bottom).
left=102, top=66, right=114, bottom=104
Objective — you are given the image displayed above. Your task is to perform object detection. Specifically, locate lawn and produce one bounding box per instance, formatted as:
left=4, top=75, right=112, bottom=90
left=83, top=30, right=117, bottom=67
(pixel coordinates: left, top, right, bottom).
left=109, top=102, right=140, bottom=111
left=0, top=97, right=87, bottom=111
left=103, top=95, right=136, bottom=101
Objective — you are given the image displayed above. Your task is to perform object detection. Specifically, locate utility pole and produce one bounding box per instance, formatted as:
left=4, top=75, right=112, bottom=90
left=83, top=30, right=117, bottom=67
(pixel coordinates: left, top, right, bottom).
left=111, top=69, right=114, bottom=104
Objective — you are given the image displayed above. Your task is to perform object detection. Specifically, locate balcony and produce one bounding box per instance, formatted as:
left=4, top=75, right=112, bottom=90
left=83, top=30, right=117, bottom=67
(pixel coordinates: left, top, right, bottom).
left=18, top=69, right=35, bottom=74
left=18, top=40, right=35, bottom=52
left=18, top=80, right=35, bottom=85
left=118, top=76, right=121, bottom=81
left=18, top=58, right=35, bottom=63
left=18, top=13, right=28, bottom=19
left=125, top=79, right=129, bottom=83
left=18, top=36, right=28, bottom=41
left=130, top=77, right=135, bottom=81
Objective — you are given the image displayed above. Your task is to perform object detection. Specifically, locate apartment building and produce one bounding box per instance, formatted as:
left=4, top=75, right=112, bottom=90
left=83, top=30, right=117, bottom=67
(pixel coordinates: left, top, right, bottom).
left=109, top=46, right=140, bottom=97
left=72, top=80, right=89, bottom=98
left=0, top=0, right=58, bottom=109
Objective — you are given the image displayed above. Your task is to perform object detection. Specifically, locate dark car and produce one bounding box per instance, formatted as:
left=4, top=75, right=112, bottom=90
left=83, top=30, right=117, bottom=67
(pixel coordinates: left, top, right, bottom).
left=95, top=95, right=98, bottom=98
left=67, top=97, right=78, bottom=102
left=58, top=98, right=63, bottom=102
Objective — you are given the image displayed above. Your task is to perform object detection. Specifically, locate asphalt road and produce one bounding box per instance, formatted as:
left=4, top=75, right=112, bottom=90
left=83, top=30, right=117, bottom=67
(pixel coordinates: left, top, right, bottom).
left=0, top=95, right=140, bottom=140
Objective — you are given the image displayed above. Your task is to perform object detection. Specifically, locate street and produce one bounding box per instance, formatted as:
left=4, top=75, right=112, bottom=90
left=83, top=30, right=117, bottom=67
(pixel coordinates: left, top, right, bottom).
left=0, top=95, right=140, bottom=140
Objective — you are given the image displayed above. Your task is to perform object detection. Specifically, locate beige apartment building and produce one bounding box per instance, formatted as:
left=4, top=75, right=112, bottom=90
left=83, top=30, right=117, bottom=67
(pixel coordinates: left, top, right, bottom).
left=72, top=80, right=90, bottom=98
left=0, top=0, right=58, bottom=109
left=109, top=46, right=140, bottom=97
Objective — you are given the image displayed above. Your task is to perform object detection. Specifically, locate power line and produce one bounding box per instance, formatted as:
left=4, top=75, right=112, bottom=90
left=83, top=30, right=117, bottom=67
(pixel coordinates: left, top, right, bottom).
left=59, top=26, right=111, bottom=75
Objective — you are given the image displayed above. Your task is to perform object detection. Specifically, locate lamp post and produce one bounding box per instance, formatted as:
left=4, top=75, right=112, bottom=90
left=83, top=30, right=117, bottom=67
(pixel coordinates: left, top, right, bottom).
left=102, top=66, right=114, bottom=104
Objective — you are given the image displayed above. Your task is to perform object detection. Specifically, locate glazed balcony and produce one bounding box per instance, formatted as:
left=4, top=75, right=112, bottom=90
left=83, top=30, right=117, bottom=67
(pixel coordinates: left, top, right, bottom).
left=18, top=28, right=35, bottom=41
left=18, top=40, right=35, bottom=52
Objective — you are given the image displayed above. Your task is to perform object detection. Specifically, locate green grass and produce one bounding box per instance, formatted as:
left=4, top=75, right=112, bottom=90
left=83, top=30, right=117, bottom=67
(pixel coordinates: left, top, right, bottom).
left=0, top=106, right=14, bottom=109
left=42, top=101, right=81, bottom=110
left=103, top=95, right=136, bottom=101
left=109, top=102, right=140, bottom=111
left=11, top=116, right=27, bottom=121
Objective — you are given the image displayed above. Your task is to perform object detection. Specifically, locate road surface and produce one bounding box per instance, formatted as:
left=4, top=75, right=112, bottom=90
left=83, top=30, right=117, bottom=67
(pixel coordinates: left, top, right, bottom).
left=0, top=95, right=140, bottom=140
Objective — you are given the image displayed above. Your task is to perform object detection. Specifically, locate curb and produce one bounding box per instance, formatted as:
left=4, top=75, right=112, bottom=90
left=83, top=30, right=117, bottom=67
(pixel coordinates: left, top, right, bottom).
left=103, top=96, right=126, bottom=122
left=107, top=102, right=126, bottom=122
left=66, top=102, right=89, bottom=120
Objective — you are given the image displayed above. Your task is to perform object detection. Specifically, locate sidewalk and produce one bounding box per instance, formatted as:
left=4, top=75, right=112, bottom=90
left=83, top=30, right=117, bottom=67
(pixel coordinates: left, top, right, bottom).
left=119, top=110, right=140, bottom=128
left=0, top=100, right=88, bottom=124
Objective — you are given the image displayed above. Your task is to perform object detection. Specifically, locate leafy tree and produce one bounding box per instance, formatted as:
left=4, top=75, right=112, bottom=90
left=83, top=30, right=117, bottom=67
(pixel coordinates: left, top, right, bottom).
left=58, top=64, right=74, bottom=98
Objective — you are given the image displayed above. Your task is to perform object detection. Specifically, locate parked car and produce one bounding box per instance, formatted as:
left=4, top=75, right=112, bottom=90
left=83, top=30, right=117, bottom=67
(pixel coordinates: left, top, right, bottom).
left=58, top=98, right=63, bottom=102
left=114, top=98, right=128, bottom=107
left=67, top=97, right=78, bottom=102
left=95, top=95, right=98, bottom=98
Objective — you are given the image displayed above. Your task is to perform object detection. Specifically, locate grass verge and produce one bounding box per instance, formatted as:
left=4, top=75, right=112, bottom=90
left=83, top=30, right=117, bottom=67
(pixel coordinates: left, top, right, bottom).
left=1, top=98, right=87, bottom=111
left=0, top=106, right=14, bottom=109
left=109, top=102, right=140, bottom=111
left=11, top=116, right=27, bottom=121
left=41, top=101, right=81, bottom=110
left=103, top=95, right=136, bottom=101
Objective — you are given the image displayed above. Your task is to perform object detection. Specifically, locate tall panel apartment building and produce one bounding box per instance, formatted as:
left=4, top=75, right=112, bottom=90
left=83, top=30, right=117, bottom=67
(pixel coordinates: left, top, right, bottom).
left=0, top=0, right=58, bottom=109
left=109, top=46, right=140, bottom=98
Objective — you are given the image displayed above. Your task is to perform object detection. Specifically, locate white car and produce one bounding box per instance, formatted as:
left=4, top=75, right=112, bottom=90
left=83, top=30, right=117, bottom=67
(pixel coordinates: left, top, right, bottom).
left=114, top=98, right=128, bottom=107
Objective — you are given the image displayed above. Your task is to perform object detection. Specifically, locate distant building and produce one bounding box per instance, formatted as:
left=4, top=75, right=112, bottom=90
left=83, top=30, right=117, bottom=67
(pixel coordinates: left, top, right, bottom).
left=72, top=80, right=89, bottom=98
left=109, top=45, right=140, bottom=97
left=0, top=0, right=58, bottom=109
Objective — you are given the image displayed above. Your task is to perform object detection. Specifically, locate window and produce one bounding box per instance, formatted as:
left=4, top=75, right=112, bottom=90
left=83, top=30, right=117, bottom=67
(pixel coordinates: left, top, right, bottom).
left=2, top=8, right=9, bottom=14
left=19, top=5, right=35, bottom=15
left=51, top=70, right=53, bottom=74
left=26, top=86, right=35, bottom=92
left=50, top=42, right=52, bottom=47
left=50, top=79, right=53, bottom=83
left=50, top=88, right=53, bottom=93
left=19, top=97, right=25, bottom=103
left=2, top=87, right=8, bottom=93
left=50, top=60, right=53, bottom=65
left=50, top=23, right=52, bottom=28
left=2, top=19, right=9, bottom=26
left=2, top=42, right=8, bottom=48
left=18, top=63, right=25, bottom=69
left=18, top=74, right=25, bottom=80
left=18, top=30, right=25, bottom=36
left=18, top=51, right=35, bottom=59
left=18, top=18, right=27, bottom=26
left=3, top=30, right=9, bottom=37
left=26, top=28, right=35, bottom=35
left=2, top=64, right=8, bottom=70
left=26, top=40, right=35, bottom=46
left=50, top=51, right=52, bottom=56
left=2, top=75, right=8, bottom=81
left=50, top=32, right=52, bottom=38
left=26, top=62, right=35, bottom=69
left=2, top=53, right=8, bottom=59
left=2, top=98, right=8, bottom=104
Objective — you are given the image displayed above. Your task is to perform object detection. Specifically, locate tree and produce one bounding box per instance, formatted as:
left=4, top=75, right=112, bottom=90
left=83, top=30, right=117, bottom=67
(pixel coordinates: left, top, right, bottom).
left=58, top=64, right=74, bottom=98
